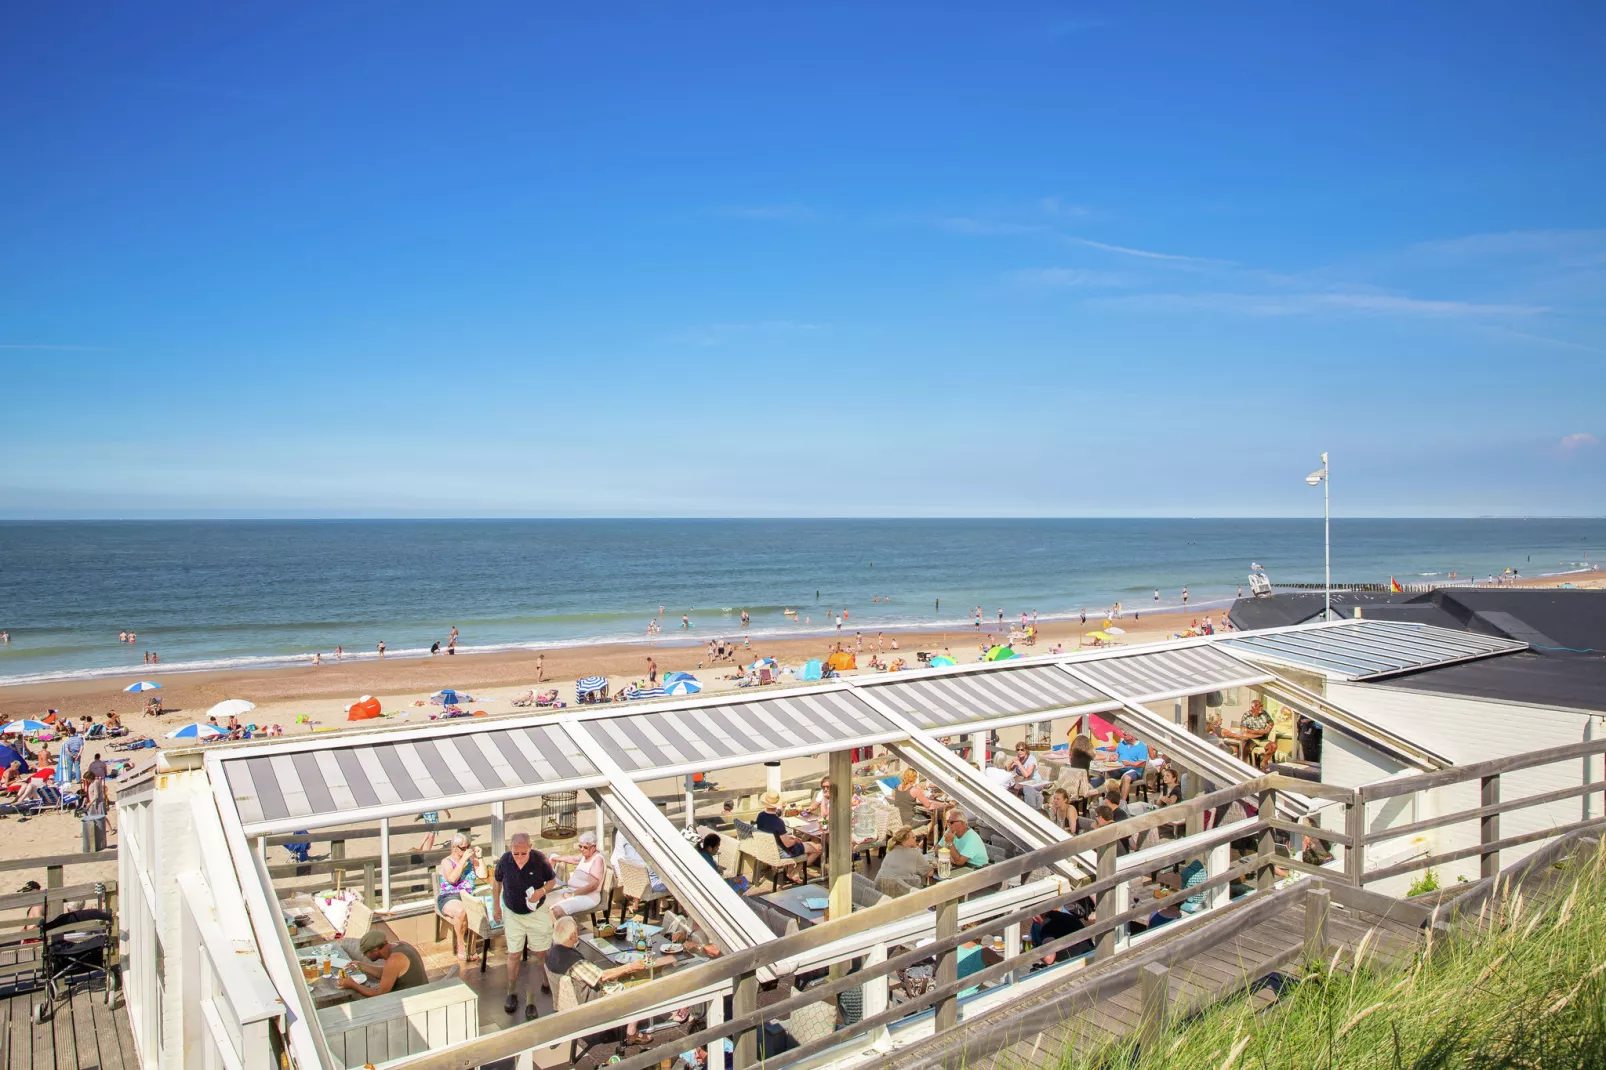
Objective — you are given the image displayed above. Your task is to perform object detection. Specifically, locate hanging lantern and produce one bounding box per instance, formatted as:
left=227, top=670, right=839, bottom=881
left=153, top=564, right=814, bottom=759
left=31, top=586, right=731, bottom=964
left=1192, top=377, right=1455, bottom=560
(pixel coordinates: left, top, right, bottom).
left=541, top=791, right=579, bottom=841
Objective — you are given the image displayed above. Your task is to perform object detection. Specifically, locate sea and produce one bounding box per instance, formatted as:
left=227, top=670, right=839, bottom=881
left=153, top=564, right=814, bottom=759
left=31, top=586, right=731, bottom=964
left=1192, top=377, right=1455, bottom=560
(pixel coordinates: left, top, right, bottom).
left=0, top=518, right=1600, bottom=686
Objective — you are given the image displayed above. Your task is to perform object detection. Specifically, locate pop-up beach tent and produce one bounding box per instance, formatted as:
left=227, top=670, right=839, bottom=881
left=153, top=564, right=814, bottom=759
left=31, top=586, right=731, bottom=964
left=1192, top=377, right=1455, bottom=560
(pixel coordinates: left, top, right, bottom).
left=826, top=651, right=856, bottom=671
left=799, top=658, right=823, bottom=681
left=346, top=696, right=381, bottom=721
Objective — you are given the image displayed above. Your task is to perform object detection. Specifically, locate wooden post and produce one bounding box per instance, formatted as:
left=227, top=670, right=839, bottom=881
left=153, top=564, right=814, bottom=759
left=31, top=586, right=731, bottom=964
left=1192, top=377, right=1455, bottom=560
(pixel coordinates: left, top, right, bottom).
left=363, top=862, right=375, bottom=904
left=1095, top=841, right=1118, bottom=961
left=1481, top=774, right=1501, bottom=879
left=45, top=865, right=63, bottom=890
left=1304, top=886, right=1330, bottom=963
left=934, top=898, right=960, bottom=1031
left=1344, top=796, right=1365, bottom=886
left=330, top=839, right=346, bottom=892
left=380, top=817, right=392, bottom=911
left=1256, top=789, right=1277, bottom=891
left=828, top=749, right=854, bottom=921
left=683, top=775, right=697, bottom=831
left=491, top=801, right=506, bottom=859
left=732, top=970, right=759, bottom=1070
left=1138, top=962, right=1169, bottom=1049
left=1186, top=693, right=1207, bottom=738
left=862, top=944, right=892, bottom=1051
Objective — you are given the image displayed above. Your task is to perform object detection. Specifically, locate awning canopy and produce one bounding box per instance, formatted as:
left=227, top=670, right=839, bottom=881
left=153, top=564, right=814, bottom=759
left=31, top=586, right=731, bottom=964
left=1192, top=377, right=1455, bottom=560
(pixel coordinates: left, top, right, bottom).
left=1222, top=620, right=1527, bottom=681
left=859, top=663, right=1114, bottom=732
left=222, top=722, right=602, bottom=834
left=1066, top=644, right=1273, bottom=702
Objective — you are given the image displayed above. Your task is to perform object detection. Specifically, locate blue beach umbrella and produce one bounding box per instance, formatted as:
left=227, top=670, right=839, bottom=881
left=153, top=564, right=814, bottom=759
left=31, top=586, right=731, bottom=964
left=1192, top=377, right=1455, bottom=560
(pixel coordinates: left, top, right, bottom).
left=123, top=681, right=162, bottom=692
left=663, top=671, right=697, bottom=684
left=576, top=676, right=608, bottom=695
left=928, top=656, right=956, bottom=668
left=165, top=722, right=225, bottom=741
left=748, top=657, right=778, bottom=671
left=1, top=720, right=49, bottom=735
left=664, top=678, right=702, bottom=696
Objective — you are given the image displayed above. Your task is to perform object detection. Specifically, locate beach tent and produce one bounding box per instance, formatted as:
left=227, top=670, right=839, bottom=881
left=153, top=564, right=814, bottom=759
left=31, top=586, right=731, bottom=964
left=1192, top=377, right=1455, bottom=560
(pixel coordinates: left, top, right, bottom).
left=665, top=678, right=702, bottom=696
left=798, top=658, right=823, bottom=681
left=346, top=696, right=382, bottom=721
left=0, top=744, right=29, bottom=774
left=826, top=651, right=856, bottom=672
left=985, top=645, right=1018, bottom=661
left=928, top=656, right=956, bottom=668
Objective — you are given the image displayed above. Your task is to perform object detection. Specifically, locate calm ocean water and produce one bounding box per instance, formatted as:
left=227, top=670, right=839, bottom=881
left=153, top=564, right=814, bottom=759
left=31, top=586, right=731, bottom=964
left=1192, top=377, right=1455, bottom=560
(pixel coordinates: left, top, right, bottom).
left=0, top=519, right=1601, bottom=685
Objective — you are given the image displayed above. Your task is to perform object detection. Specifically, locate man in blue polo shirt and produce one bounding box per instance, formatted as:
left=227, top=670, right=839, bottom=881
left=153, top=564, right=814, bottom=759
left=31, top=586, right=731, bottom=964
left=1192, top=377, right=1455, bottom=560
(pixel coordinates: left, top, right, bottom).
left=1114, top=731, right=1150, bottom=804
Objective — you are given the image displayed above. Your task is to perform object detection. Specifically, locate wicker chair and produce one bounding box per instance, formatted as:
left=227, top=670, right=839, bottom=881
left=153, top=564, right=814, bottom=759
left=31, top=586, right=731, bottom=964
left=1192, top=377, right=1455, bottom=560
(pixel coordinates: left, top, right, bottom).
left=616, top=857, right=671, bottom=921
left=734, top=818, right=806, bottom=891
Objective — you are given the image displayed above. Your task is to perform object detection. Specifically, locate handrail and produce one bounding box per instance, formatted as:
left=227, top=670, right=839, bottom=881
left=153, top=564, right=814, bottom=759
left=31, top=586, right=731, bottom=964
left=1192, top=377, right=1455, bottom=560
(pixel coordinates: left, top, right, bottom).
left=380, top=774, right=1288, bottom=1070
left=1358, top=736, right=1606, bottom=800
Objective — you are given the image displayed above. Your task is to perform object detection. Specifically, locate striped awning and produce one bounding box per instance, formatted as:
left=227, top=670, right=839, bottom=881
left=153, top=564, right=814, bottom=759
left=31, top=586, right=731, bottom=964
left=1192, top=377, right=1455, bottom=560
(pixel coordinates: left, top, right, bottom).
left=1222, top=620, right=1526, bottom=680
left=1065, top=645, right=1272, bottom=702
left=222, top=723, right=602, bottom=832
left=578, top=690, right=903, bottom=777
left=860, top=664, right=1113, bottom=731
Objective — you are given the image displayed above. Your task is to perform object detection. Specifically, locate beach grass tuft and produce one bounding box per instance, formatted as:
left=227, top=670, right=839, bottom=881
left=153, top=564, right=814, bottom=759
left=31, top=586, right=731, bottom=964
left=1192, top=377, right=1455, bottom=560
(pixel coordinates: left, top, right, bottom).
left=1041, top=836, right=1606, bottom=1070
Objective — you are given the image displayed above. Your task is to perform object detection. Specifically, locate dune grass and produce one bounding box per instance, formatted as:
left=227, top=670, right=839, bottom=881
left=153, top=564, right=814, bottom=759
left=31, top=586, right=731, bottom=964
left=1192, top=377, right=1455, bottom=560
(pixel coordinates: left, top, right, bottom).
left=1050, top=836, right=1606, bottom=1070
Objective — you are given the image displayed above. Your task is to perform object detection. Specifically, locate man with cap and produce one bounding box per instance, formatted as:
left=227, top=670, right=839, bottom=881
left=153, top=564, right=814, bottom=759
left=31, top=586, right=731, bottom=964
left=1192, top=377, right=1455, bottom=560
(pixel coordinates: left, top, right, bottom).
left=492, top=831, right=557, bottom=1019
left=755, top=791, right=821, bottom=877
left=337, top=930, right=429, bottom=997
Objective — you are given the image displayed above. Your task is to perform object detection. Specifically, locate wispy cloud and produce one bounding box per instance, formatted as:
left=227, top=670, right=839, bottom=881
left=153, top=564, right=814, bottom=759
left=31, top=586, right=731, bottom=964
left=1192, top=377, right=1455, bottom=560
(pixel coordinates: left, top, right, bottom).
left=1407, top=228, right=1606, bottom=265
left=934, top=216, right=1045, bottom=237
left=663, top=321, right=824, bottom=347
left=1037, top=197, right=1097, bottom=220
left=0, top=344, right=106, bottom=351
left=1007, top=267, right=1130, bottom=288
left=1064, top=236, right=1232, bottom=265
left=715, top=204, right=815, bottom=222
left=1558, top=432, right=1600, bottom=454
left=1088, top=291, right=1548, bottom=318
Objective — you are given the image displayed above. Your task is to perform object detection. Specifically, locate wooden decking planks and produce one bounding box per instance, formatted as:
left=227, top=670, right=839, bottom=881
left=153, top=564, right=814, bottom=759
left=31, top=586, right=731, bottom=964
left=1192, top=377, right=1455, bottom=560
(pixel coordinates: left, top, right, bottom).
left=0, top=982, right=129, bottom=1070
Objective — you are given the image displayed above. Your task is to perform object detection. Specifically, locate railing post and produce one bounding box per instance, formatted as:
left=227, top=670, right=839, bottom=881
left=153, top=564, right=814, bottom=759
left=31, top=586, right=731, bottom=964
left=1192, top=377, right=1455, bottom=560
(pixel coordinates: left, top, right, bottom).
left=491, top=801, right=506, bottom=859
left=1304, top=886, right=1330, bottom=962
left=732, top=969, right=759, bottom=1069
left=363, top=862, right=375, bottom=904
left=45, top=865, right=63, bottom=889
left=330, top=839, right=345, bottom=891
left=862, top=944, right=892, bottom=1051
left=1481, top=774, right=1501, bottom=879
left=1094, top=841, right=1118, bottom=961
left=1137, top=962, right=1169, bottom=1050
left=1344, top=793, right=1365, bottom=887
left=934, top=897, right=960, bottom=1031
left=380, top=818, right=392, bottom=910
left=1256, top=788, right=1278, bottom=891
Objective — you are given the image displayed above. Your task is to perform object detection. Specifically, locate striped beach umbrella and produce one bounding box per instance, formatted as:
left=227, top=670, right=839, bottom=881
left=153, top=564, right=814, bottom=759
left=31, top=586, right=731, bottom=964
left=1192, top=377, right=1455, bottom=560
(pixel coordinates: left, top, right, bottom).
left=166, top=722, right=225, bottom=740
left=123, top=681, right=162, bottom=692
left=576, top=676, right=608, bottom=696
left=664, top=678, right=702, bottom=696
left=1, top=720, right=49, bottom=735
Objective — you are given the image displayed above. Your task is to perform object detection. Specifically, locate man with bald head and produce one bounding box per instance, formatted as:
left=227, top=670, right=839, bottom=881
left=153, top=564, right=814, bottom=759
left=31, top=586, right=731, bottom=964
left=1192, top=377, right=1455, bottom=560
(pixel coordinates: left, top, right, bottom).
left=492, top=831, right=557, bottom=1020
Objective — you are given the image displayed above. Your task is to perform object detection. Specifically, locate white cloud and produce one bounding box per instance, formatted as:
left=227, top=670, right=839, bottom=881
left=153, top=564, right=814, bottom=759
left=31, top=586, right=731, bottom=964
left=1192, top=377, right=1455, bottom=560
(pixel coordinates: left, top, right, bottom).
left=1408, top=229, right=1606, bottom=265
left=1064, top=236, right=1233, bottom=265
left=1558, top=432, right=1600, bottom=453
left=933, top=216, right=1045, bottom=237
left=1007, top=267, right=1129, bottom=288
left=1089, top=291, right=1547, bottom=318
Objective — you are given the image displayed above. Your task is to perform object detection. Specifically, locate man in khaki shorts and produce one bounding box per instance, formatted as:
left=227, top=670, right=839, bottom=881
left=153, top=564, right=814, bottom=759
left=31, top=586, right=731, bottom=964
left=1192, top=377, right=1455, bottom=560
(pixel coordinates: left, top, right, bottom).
left=492, top=832, right=557, bottom=1020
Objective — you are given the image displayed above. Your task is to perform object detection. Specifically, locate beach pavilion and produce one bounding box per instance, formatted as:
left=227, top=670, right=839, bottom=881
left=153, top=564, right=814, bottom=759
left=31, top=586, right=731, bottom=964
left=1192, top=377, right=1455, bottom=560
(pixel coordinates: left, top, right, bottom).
left=114, top=617, right=1580, bottom=1070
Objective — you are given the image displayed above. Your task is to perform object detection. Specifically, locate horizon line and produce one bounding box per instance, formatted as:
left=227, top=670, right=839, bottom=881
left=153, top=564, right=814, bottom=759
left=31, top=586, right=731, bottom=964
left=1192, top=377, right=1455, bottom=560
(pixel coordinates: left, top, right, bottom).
left=2, top=515, right=1603, bottom=523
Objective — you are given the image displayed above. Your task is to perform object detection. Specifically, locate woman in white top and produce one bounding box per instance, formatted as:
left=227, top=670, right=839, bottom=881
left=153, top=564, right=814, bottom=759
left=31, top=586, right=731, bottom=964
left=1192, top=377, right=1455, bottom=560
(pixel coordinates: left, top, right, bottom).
left=549, top=831, right=607, bottom=920
left=1006, top=743, right=1038, bottom=782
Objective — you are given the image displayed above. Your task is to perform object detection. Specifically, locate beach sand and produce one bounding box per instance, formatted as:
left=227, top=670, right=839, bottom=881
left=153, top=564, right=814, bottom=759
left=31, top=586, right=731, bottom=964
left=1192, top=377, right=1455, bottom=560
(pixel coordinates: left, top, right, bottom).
left=1, top=573, right=1594, bottom=874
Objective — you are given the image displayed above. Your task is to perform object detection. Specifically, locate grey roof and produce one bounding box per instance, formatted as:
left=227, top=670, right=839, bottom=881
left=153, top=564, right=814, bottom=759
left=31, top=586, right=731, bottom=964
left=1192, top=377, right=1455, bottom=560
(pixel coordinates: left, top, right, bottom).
left=223, top=723, right=600, bottom=830
left=1376, top=651, right=1606, bottom=712
left=580, top=689, right=902, bottom=776
left=1223, top=620, right=1526, bottom=680
left=861, top=664, right=1111, bottom=731
left=1067, top=645, right=1272, bottom=702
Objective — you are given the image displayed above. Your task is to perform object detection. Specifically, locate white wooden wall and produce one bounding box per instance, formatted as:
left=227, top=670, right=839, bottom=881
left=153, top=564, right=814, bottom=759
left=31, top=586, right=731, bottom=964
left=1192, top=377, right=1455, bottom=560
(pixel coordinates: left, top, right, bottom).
left=317, top=980, right=479, bottom=1069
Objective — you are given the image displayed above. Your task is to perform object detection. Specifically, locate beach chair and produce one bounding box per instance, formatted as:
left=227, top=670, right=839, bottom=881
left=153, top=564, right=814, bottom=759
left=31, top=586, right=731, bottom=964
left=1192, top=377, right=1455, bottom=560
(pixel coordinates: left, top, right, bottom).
left=758, top=667, right=774, bottom=686
left=733, top=818, right=795, bottom=891
left=616, top=858, right=669, bottom=921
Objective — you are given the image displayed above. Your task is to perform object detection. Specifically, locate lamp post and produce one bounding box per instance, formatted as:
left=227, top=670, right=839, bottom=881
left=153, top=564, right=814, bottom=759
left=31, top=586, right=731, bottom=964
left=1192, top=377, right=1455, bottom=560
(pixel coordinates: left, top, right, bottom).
left=1305, top=453, right=1330, bottom=620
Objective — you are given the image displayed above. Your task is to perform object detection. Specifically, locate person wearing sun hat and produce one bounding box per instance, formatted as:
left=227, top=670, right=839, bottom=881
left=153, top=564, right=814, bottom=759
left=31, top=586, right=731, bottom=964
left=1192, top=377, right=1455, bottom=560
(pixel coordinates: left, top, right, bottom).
left=337, top=929, right=429, bottom=997
left=755, top=790, right=821, bottom=875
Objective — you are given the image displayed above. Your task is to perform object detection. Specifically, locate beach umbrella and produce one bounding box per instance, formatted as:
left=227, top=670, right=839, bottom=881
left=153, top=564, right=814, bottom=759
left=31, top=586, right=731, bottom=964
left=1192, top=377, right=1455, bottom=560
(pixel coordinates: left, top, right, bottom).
left=1, top=720, right=49, bottom=735
left=434, top=688, right=469, bottom=705
left=928, top=656, right=956, bottom=667
left=748, top=657, right=777, bottom=670
left=663, top=671, right=697, bottom=684
left=1086, top=630, right=1113, bottom=642
left=664, top=678, right=702, bottom=696
left=576, top=676, right=608, bottom=694
left=123, top=681, right=162, bottom=692
left=166, top=722, right=225, bottom=741
left=1106, top=626, right=1126, bottom=635
left=985, top=646, right=1018, bottom=661
left=206, top=699, right=257, bottom=720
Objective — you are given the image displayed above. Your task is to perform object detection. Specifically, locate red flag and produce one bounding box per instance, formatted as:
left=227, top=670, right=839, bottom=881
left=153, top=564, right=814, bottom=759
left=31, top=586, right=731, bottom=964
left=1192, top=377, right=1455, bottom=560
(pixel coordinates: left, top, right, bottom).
left=1390, top=576, right=1403, bottom=593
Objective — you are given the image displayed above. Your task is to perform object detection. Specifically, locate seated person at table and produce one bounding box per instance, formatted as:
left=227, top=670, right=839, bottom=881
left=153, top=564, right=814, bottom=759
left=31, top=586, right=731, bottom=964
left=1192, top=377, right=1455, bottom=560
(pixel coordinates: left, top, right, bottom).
left=757, top=791, right=821, bottom=874
left=876, top=825, right=934, bottom=895
left=338, top=930, right=429, bottom=997
left=1145, top=888, right=1183, bottom=932
left=1006, top=742, right=1038, bottom=784
left=547, top=916, right=678, bottom=1047
left=1029, top=902, right=1094, bottom=966
left=1113, top=732, right=1150, bottom=802
left=1154, top=766, right=1182, bottom=808
left=937, top=811, right=989, bottom=871
left=804, top=775, right=833, bottom=818
left=436, top=833, right=488, bottom=965
left=549, top=831, right=606, bottom=921
left=1223, top=700, right=1275, bottom=766
left=697, top=832, right=723, bottom=872
left=1048, top=788, right=1077, bottom=831
left=1092, top=804, right=1132, bottom=854
left=613, top=835, right=668, bottom=894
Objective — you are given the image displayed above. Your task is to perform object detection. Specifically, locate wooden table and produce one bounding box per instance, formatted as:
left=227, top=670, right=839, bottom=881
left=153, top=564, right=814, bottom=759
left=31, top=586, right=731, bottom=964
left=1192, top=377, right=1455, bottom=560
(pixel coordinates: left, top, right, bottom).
left=758, top=882, right=831, bottom=926
left=298, top=942, right=362, bottom=1009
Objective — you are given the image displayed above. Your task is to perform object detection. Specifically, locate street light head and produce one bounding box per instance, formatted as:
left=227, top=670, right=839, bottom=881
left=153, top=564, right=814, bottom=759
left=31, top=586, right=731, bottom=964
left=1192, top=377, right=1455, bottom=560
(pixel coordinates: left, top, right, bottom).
left=1305, top=471, right=1325, bottom=486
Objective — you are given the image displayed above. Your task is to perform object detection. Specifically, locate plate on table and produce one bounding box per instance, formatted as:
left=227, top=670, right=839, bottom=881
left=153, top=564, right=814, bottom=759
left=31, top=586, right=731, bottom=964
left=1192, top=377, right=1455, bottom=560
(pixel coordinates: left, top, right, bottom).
left=803, top=897, right=830, bottom=911
left=660, top=942, right=684, bottom=954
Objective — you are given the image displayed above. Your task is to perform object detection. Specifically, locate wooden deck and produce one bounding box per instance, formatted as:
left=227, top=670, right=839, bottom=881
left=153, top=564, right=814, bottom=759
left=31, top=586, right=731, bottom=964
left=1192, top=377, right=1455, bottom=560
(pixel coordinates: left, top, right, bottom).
left=0, top=980, right=133, bottom=1070
left=881, top=889, right=1425, bottom=1070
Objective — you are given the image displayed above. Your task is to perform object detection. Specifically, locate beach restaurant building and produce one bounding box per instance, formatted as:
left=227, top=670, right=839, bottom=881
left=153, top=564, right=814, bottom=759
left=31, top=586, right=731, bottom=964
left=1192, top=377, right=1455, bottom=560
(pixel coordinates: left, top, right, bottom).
left=113, top=616, right=1600, bottom=1070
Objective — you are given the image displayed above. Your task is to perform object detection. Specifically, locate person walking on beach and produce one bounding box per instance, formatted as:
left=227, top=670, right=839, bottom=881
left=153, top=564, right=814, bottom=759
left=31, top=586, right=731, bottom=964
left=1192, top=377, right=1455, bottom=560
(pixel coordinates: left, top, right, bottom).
left=378, top=640, right=387, bottom=658
left=1154, top=589, right=1160, bottom=603
left=536, top=654, right=545, bottom=682
left=647, top=657, right=657, bottom=684
left=143, top=651, right=150, bottom=664
left=336, top=645, right=343, bottom=660
left=1181, top=587, right=1188, bottom=606
left=935, top=598, right=939, bottom=613
left=1080, top=608, right=1086, bottom=625
left=449, top=626, right=459, bottom=647
left=836, top=614, right=843, bottom=633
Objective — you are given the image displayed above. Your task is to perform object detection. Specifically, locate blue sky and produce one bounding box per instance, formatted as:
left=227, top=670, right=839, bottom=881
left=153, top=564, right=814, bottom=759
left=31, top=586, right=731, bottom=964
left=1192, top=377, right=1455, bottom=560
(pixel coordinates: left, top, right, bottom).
left=2, top=3, right=1603, bottom=518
